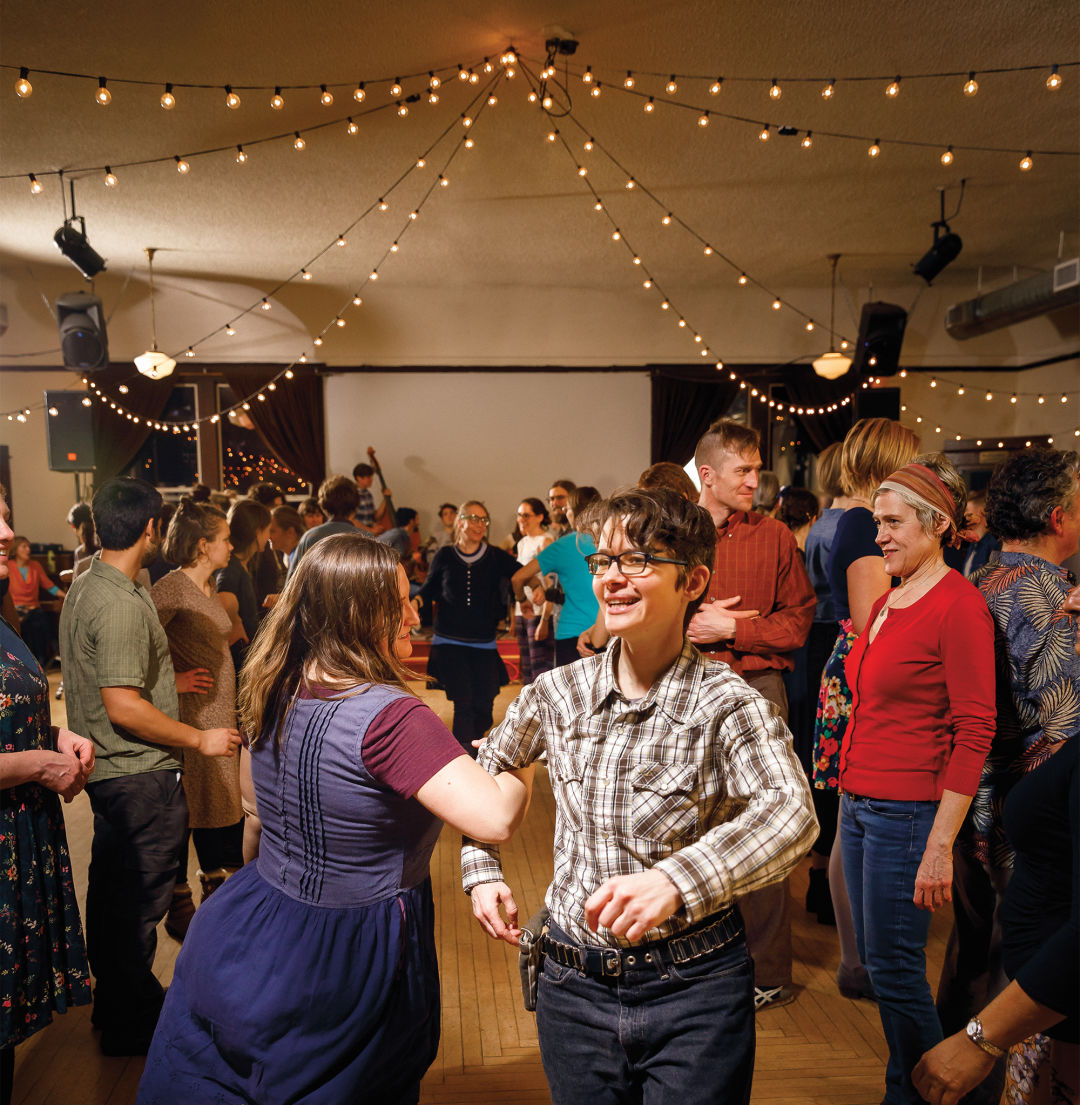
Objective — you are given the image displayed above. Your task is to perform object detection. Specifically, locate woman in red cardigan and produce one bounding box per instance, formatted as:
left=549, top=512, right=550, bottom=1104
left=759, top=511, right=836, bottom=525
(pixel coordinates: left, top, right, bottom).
left=8, top=536, right=65, bottom=667
left=840, top=456, right=995, bottom=1105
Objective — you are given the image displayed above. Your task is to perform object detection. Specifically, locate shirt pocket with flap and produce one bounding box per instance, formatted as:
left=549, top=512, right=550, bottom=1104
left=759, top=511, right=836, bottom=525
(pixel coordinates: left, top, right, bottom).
left=629, top=761, right=699, bottom=843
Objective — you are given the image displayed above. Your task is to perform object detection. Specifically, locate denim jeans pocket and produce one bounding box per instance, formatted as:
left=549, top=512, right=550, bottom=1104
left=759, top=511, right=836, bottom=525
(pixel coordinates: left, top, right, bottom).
left=865, top=797, right=919, bottom=821
left=539, top=955, right=582, bottom=987
left=668, top=943, right=751, bottom=984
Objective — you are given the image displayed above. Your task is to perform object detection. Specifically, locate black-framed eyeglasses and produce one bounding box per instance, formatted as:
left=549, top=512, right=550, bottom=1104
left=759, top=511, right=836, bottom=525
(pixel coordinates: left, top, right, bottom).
left=585, top=550, right=688, bottom=576
left=460, top=513, right=490, bottom=526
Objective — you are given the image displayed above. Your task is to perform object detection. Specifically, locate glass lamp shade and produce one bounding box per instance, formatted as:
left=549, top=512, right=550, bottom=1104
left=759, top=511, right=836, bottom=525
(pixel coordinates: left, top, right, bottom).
left=811, top=351, right=852, bottom=380
left=134, top=349, right=176, bottom=380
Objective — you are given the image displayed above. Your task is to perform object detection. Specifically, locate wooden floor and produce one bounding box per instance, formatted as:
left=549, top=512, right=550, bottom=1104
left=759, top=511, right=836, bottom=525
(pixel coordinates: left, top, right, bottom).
left=12, top=675, right=956, bottom=1105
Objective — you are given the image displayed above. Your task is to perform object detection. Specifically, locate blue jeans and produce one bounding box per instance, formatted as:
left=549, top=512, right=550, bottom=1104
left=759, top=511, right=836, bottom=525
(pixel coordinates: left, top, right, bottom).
left=536, top=922, right=755, bottom=1104
left=842, top=794, right=943, bottom=1105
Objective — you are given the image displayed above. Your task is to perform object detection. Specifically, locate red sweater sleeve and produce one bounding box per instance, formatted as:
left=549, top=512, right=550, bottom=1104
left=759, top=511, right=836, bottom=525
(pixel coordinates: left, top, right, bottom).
left=362, top=697, right=466, bottom=798
left=939, top=584, right=996, bottom=794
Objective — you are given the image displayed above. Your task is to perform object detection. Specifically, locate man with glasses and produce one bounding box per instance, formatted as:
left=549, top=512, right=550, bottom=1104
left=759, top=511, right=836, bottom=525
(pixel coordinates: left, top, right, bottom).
left=464, top=488, right=816, bottom=1105
left=547, top=479, right=576, bottom=538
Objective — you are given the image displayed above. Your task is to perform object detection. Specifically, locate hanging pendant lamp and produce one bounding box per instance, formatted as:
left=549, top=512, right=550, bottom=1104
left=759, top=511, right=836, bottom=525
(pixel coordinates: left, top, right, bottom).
left=812, top=254, right=852, bottom=380
left=134, top=247, right=176, bottom=379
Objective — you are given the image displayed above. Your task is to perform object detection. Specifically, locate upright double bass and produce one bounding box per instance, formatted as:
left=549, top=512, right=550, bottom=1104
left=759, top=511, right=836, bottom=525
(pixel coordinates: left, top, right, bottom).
left=365, top=445, right=395, bottom=535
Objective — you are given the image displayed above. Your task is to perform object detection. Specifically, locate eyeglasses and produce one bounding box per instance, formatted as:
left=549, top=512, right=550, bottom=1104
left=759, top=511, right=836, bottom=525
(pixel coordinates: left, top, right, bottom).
left=516, top=510, right=536, bottom=518
left=460, top=514, right=490, bottom=526
left=585, top=550, right=688, bottom=576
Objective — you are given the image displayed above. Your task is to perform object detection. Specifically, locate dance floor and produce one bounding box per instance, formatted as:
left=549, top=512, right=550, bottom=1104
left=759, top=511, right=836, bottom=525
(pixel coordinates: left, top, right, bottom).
left=11, top=674, right=955, bottom=1105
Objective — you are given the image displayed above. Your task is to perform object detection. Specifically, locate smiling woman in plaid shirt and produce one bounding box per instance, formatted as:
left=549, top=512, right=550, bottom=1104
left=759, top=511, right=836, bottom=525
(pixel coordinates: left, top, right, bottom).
left=463, top=488, right=817, bottom=1105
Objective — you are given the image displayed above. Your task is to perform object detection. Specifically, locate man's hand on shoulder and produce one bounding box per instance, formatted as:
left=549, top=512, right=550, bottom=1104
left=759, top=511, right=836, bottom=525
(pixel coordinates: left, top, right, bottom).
left=584, top=870, right=683, bottom=942
left=198, top=728, right=242, bottom=758
left=686, top=596, right=759, bottom=646
left=470, top=881, right=521, bottom=946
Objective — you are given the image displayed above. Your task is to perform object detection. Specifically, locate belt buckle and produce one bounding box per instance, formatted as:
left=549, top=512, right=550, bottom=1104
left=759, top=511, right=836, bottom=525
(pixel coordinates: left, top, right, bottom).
left=582, top=946, right=622, bottom=977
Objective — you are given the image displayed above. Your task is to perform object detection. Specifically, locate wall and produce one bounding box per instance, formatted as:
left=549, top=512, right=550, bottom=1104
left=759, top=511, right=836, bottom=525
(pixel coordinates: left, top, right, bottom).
left=324, top=371, right=652, bottom=540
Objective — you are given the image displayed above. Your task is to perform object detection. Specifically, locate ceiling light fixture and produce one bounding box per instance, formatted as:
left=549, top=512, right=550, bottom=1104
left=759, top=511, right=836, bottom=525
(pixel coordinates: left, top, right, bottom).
left=134, top=248, right=176, bottom=380
left=812, top=254, right=853, bottom=379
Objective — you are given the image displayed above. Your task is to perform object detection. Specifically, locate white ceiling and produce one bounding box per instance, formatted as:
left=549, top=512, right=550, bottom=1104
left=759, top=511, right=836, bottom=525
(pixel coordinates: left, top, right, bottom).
left=1, top=0, right=1077, bottom=371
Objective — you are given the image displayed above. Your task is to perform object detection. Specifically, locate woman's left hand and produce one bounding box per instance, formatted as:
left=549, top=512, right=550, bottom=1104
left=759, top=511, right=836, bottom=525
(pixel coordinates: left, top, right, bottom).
left=914, top=842, right=954, bottom=911
left=55, top=727, right=95, bottom=778
left=912, top=1032, right=995, bottom=1104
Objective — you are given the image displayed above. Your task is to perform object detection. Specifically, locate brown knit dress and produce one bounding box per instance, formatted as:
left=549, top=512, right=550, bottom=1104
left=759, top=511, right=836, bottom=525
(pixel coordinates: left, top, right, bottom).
left=151, top=569, right=241, bottom=827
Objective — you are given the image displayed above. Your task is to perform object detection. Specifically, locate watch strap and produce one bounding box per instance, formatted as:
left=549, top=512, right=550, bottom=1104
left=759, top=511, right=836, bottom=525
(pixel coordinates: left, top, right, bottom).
left=966, top=1017, right=1007, bottom=1059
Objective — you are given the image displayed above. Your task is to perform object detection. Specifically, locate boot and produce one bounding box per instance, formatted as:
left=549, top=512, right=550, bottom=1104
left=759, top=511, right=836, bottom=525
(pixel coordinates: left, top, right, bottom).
left=197, top=867, right=231, bottom=902
left=164, top=882, right=196, bottom=941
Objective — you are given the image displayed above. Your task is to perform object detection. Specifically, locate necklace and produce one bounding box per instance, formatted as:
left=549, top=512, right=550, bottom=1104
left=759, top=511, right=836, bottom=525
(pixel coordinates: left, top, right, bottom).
left=874, top=560, right=948, bottom=622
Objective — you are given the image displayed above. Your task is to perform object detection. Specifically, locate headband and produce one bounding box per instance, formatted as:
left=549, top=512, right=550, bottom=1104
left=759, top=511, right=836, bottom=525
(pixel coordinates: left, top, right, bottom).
left=878, top=463, right=962, bottom=548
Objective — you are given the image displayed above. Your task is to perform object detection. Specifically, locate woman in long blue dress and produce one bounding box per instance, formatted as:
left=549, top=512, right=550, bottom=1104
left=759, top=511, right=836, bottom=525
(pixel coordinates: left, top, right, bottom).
left=138, top=534, right=532, bottom=1105
left=0, top=486, right=94, bottom=1102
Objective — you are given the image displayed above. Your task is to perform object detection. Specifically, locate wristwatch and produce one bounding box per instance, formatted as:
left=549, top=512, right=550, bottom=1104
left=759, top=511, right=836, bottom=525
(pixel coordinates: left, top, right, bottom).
left=965, top=1017, right=1006, bottom=1059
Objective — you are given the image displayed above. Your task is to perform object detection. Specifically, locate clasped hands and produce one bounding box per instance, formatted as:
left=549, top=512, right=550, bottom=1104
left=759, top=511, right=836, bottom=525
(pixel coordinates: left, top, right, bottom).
left=46, top=727, right=96, bottom=802
left=686, top=595, right=759, bottom=645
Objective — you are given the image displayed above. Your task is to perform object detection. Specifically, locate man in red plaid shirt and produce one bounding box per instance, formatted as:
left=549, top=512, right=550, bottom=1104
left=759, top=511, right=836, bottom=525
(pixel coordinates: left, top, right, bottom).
left=688, top=418, right=816, bottom=1010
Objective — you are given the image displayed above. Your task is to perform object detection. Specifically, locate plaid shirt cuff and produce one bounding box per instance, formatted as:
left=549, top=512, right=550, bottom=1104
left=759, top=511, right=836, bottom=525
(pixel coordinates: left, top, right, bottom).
left=653, top=849, right=733, bottom=925
left=461, top=838, right=505, bottom=895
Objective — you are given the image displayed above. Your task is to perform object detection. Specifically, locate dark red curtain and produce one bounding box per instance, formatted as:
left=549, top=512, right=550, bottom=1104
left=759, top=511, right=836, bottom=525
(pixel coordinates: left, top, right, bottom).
left=91, top=362, right=175, bottom=482
left=221, top=365, right=325, bottom=486
left=779, top=364, right=855, bottom=452
left=650, top=365, right=741, bottom=465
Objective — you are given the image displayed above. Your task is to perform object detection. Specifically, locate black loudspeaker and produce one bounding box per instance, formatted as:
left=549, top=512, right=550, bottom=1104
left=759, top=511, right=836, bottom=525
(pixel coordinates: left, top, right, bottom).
left=55, top=291, right=109, bottom=371
left=855, top=387, right=901, bottom=422
left=45, top=390, right=96, bottom=472
left=851, top=301, right=907, bottom=377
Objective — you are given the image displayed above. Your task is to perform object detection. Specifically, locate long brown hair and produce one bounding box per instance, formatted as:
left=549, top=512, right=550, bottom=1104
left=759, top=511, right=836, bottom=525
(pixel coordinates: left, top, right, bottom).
left=238, top=533, right=414, bottom=747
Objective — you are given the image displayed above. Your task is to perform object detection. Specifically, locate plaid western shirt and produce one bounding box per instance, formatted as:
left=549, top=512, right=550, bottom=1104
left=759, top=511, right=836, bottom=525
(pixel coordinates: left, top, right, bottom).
left=461, top=638, right=818, bottom=948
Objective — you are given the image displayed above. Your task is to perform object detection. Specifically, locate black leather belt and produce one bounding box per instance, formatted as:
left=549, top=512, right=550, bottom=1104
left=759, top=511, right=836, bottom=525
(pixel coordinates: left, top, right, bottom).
left=541, top=907, right=743, bottom=979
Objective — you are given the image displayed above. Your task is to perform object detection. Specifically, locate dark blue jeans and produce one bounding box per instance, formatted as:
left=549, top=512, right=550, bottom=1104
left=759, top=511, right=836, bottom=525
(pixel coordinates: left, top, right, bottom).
left=842, top=794, right=943, bottom=1105
left=536, top=922, right=755, bottom=1104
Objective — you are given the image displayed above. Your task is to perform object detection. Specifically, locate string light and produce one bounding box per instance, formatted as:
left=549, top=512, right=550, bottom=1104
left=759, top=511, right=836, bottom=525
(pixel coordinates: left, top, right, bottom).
left=225, top=85, right=241, bottom=109
left=175, top=156, right=190, bottom=174
left=821, top=78, right=836, bottom=99
left=28, top=173, right=41, bottom=194
left=260, top=298, right=271, bottom=311
left=885, top=77, right=901, bottom=97
left=397, top=102, right=408, bottom=116
left=582, top=66, right=593, bottom=84
left=160, top=83, right=175, bottom=109
left=293, top=132, right=305, bottom=150
left=941, top=146, right=955, bottom=166
left=759, top=125, right=770, bottom=142
left=347, top=118, right=359, bottom=135
left=225, top=323, right=236, bottom=335
left=14, top=67, right=32, bottom=98
left=320, top=84, right=334, bottom=106
left=416, top=156, right=426, bottom=167
left=378, top=197, right=389, bottom=211
left=666, top=75, right=678, bottom=94
left=270, top=87, right=284, bottom=109
left=352, top=294, right=363, bottom=305
left=336, top=234, right=346, bottom=246
left=737, top=273, right=748, bottom=285
left=624, top=72, right=635, bottom=89
left=95, top=77, right=111, bottom=105
left=590, top=83, right=601, bottom=98
left=769, top=79, right=782, bottom=100
left=963, top=72, right=979, bottom=96
left=235, top=145, right=247, bottom=163
left=771, top=299, right=782, bottom=310
left=868, top=139, right=881, bottom=158
left=354, top=82, right=366, bottom=101
left=1046, top=64, right=1062, bottom=90
left=698, top=111, right=709, bottom=127
left=1019, top=151, right=1034, bottom=171
left=301, top=269, right=312, bottom=281
left=709, top=78, right=724, bottom=95
left=801, top=132, right=813, bottom=149
left=429, top=72, right=441, bottom=89
left=661, top=212, right=672, bottom=225
left=644, top=96, right=655, bottom=113
left=390, top=79, right=402, bottom=97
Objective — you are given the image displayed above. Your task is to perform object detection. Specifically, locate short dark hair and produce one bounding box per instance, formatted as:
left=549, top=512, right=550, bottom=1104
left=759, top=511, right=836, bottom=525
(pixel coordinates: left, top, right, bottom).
left=550, top=478, right=577, bottom=493
left=584, top=488, right=715, bottom=623
left=352, top=462, right=374, bottom=480
left=776, top=487, right=821, bottom=532
left=188, top=483, right=212, bottom=503
left=92, top=478, right=163, bottom=551
left=637, top=462, right=698, bottom=501
left=299, top=496, right=325, bottom=522
left=67, top=501, right=96, bottom=550
left=318, top=475, right=361, bottom=518
left=163, top=498, right=228, bottom=567
left=248, top=481, right=284, bottom=506
left=271, top=504, right=305, bottom=535
left=394, top=507, right=417, bottom=527
left=986, top=449, right=1080, bottom=542
left=519, top=496, right=550, bottom=526
left=569, top=485, right=600, bottom=515
left=438, top=502, right=457, bottom=515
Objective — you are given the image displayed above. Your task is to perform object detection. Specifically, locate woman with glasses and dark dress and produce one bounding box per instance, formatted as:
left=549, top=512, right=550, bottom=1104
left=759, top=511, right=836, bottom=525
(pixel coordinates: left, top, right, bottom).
left=415, top=501, right=520, bottom=754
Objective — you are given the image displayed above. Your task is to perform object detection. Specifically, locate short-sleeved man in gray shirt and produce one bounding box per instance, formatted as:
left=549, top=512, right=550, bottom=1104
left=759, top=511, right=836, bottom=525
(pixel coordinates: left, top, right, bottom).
left=60, top=557, right=181, bottom=781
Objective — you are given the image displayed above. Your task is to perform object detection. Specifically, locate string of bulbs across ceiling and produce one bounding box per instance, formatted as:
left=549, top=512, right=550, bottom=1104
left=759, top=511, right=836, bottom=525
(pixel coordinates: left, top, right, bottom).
left=3, top=48, right=1077, bottom=445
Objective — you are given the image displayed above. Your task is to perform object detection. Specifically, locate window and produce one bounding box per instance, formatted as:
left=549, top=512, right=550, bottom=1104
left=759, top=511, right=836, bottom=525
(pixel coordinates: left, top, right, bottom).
left=123, top=384, right=198, bottom=487
left=216, top=384, right=306, bottom=493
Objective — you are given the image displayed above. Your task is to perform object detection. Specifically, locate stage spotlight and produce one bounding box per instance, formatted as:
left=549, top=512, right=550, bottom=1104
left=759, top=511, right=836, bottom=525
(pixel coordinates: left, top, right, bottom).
left=914, top=231, right=963, bottom=284
left=54, top=216, right=107, bottom=280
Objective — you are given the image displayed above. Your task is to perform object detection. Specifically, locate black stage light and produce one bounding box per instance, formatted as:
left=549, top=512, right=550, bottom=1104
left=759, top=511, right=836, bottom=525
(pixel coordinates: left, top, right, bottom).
left=53, top=216, right=107, bottom=280
left=914, top=231, right=963, bottom=284
left=55, top=291, right=109, bottom=370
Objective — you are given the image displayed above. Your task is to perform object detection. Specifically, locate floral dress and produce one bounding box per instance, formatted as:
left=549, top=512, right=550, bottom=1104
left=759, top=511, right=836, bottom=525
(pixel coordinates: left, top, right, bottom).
left=1, top=617, right=91, bottom=1048
left=811, top=619, right=858, bottom=790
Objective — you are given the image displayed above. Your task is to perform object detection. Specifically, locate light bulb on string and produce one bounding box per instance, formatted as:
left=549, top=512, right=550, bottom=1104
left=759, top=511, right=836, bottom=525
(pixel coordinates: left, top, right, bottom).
left=941, top=146, right=954, bottom=166
left=821, top=78, right=836, bottom=99
left=320, top=84, right=334, bottom=106
left=885, top=77, right=901, bottom=98
left=464, top=136, right=474, bottom=148
left=737, top=273, right=748, bottom=285
left=582, top=66, right=593, bottom=84
left=260, top=299, right=271, bottom=311
left=28, top=173, right=42, bottom=194
left=698, top=111, right=709, bottom=127
left=185, top=347, right=195, bottom=358
left=805, top=320, right=815, bottom=332
left=15, top=67, right=32, bottom=98
left=1038, top=394, right=1045, bottom=404
left=665, top=75, right=677, bottom=94
left=314, top=337, right=324, bottom=346
left=429, top=72, right=440, bottom=89
left=353, top=82, right=366, bottom=102
left=487, top=94, right=497, bottom=106
left=768, top=79, right=782, bottom=100
left=624, top=72, right=635, bottom=89
left=590, top=83, right=601, bottom=98
left=759, top=125, right=770, bottom=142
left=644, top=96, right=655, bottom=113
left=462, top=114, right=473, bottom=127
left=625, top=177, right=635, bottom=189
left=429, top=91, right=439, bottom=104
left=390, top=79, right=402, bottom=97
left=225, top=323, right=236, bottom=335
left=160, top=83, right=175, bottom=109
left=95, top=77, right=111, bottom=105
left=378, top=197, right=389, bottom=211
left=293, top=132, right=305, bottom=150
left=346, top=118, right=358, bottom=134
left=336, top=234, right=346, bottom=247
left=963, top=72, right=979, bottom=96
left=397, top=102, right=408, bottom=116
left=409, top=210, right=418, bottom=220
left=225, top=85, right=241, bottom=109
left=709, top=77, right=724, bottom=95
left=661, top=212, right=672, bottom=225
left=235, top=145, right=247, bottom=163
left=416, top=156, right=426, bottom=167
left=301, top=269, right=312, bottom=281
left=801, top=132, right=813, bottom=149
left=270, top=87, right=284, bottom=109
left=1019, top=152, right=1033, bottom=171
left=175, top=156, right=190, bottom=174
left=439, top=174, right=449, bottom=187
left=335, top=317, right=345, bottom=328
left=1046, top=64, right=1062, bottom=90
left=577, top=165, right=587, bottom=176
left=771, top=299, right=782, bottom=310
left=353, top=294, right=363, bottom=305
left=868, top=139, right=881, bottom=158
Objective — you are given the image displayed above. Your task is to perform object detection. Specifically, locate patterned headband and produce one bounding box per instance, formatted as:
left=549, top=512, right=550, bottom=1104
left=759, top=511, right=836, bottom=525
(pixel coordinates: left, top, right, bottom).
left=878, top=463, right=961, bottom=546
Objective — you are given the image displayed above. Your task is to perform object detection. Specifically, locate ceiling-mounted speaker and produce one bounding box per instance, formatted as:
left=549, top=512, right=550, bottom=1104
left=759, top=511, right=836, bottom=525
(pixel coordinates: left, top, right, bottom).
left=55, top=291, right=109, bottom=371
left=851, top=301, right=907, bottom=377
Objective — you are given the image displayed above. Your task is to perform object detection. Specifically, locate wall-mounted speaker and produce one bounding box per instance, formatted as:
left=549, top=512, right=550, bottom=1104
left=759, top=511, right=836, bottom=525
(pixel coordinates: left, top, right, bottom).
left=852, top=301, right=907, bottom=377
left=44, top=390, right=96, bottom=472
